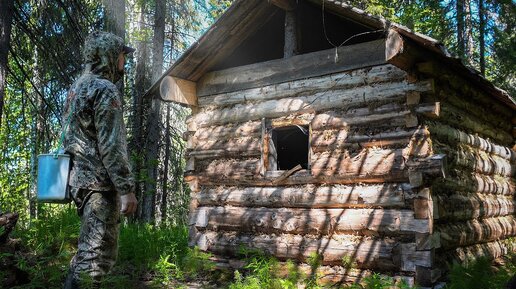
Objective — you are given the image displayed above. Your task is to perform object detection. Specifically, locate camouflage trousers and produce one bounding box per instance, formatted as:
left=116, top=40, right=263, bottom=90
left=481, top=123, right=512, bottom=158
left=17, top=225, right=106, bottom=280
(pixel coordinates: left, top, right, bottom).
left=64, top=188, right=120, bottom=289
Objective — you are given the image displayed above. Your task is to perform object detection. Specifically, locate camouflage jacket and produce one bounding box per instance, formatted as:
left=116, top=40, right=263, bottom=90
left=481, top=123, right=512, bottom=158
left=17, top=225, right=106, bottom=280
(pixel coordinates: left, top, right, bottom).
left=63, top=74, right=134, bottom=195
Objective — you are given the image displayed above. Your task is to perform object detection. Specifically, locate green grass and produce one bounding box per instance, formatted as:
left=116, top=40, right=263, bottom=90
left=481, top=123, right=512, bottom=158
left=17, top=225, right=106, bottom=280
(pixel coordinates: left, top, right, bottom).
left=445, top=255, right=516, bottom=289
left=6, top=207, right=516, bottom=289
left=8, top=207, right=213, bottom=289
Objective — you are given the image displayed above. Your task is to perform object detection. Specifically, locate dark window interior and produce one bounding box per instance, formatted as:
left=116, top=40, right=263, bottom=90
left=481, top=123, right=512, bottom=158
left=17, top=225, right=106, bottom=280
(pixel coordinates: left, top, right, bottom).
left=211, top=10, right=285, bottom=71
left=211, top=0, right=383, bottom=71
left=297, top=1, right=382, bottom=54
left=271, top=125, right=309, bottom=170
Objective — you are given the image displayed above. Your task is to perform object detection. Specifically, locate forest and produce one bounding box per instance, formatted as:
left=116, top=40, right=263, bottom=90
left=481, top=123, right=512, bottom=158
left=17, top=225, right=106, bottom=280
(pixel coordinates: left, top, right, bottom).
left=0, top=0, right=515, bottom=288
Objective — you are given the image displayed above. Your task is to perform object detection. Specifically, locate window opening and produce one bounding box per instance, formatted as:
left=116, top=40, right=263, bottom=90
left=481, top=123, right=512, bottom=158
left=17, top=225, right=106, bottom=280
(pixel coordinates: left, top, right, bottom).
left=271, top=125, right=309, bottom=170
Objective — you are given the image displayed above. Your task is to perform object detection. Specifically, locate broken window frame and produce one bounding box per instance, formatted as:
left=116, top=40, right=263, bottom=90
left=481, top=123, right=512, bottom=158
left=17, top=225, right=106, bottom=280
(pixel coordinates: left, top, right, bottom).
left=261, top=118, right=312, bottom=176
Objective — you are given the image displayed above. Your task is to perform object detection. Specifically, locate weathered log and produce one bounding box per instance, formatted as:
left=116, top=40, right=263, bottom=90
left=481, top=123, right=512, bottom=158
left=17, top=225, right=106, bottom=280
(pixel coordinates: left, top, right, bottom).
left=432, top=170, right=515, bottom=195
left=192, top=231, right=431, bottom=270
left=416, top=232, right=441, bottom=251
left=200, top=158, right=261, bottom=177
left=435, top=193, right=515, bottom=221
left=186, top=170, right=408, bottom=187
left=192, top=121, right=262, bottom=141
left=187, top=150, right=261, bottom=160
left=311, top=148, right=407, bottom=177
left=160, top=76, right=197, bottom=106
left=310, top=102, right=407, bottom=130
left=192, top=206, right=430, bottom=235
left=189, top=80, right=434, bottom=129
left=393, top=243, right=434, bottom=272
left=448, top=239, right=516, bottom=265
left=437, top=143, right=515, bottom=177
left=191, top=127, right=432, bottom=157
left=198, top=148, right=408, bottom=178
left=427, top=122, right=515, bottom=162
left=436, top=104, right=513, bottom=145
left=309, top=102, right=438, bottom=132
left=189, top=136, right=261, bottom=152
left=438, top=216, right=516, bottom=249
left=416, top=61, right=514, bottom=118
left=405, top=154, right=446, bottom=177
left=438, top=88, right=512, bottom=132
left=197, top=39, right=387, bottom=96
left=196, top=184, right=409, bottom=208
left=190, top=154, right=445, bottom=186
left=198, top=65, right=407, bottom=106
left=385, top=29, right=422, bottom=72
left=311, top=128, right=432, bottom=156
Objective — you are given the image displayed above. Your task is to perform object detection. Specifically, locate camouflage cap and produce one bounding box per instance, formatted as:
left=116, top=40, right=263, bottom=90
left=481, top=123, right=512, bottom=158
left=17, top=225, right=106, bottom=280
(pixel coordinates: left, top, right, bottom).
left=83, top=31, right=134, bottom=64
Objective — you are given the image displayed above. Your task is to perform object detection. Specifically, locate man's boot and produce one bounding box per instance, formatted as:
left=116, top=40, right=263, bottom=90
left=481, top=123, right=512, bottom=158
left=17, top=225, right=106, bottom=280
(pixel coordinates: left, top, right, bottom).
left=63, top=269, right=80, bottom=289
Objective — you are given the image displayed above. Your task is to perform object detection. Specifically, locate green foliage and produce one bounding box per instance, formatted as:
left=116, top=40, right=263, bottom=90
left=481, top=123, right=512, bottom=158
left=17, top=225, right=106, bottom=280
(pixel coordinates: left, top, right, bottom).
left=205, top=0, right=234, bottom=20
left=7, top=207, right=218, bottom=288
left=180, top=246, right=216, bottom=279
left=445, top=255, right=516, bottom=289
left=342, top=254, right=356, bottom=270
left=228, top=249, right=302, bottom=289
left=10, top=207, right=80, bottom=288
left=344, top=274, right=415, bottom=289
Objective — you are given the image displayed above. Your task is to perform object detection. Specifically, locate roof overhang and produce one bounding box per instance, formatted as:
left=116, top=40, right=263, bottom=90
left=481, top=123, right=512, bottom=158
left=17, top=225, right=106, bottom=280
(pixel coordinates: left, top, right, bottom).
left=147, top=0, right=515, bottom=111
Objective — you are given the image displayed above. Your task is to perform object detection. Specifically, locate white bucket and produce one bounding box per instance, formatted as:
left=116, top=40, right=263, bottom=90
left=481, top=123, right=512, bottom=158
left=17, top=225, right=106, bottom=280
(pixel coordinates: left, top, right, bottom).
left=36, top=153, right=71, bottom=203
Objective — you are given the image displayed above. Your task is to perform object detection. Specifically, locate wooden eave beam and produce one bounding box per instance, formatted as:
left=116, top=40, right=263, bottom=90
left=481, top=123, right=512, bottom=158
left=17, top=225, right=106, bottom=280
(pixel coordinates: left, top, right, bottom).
left=385, top=29, right=421, bottom=71
left=160, top=76, right=197, bottom=107
left=197, top=38, right=386, bottom=96
left=269, top=0, right=297, bottom=11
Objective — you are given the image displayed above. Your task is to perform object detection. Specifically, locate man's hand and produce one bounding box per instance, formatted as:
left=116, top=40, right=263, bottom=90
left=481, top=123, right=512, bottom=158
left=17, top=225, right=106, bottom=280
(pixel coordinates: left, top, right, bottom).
left=120, top=193, right=137, bottom=216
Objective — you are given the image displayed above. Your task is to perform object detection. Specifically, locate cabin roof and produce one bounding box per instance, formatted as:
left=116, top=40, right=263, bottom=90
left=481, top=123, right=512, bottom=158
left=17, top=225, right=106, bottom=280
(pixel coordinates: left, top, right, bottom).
left=146, top=0, right=515, bottom=110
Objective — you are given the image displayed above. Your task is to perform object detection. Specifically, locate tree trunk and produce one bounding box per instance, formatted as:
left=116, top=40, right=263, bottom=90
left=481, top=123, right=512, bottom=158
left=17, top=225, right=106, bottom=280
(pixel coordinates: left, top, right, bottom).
left=456, top=0, right=465, bottom=59
left=29, top=48, right=45, bottom=220
left=102, top=0, right=125, bottom=92
left=102, top=0, right=125, bottom=38
left=0, top=0, right=14, bottom=129
left=131, top=3, right=148, bottom=221
left=464, top=0, right=474, bottom=62
left=478, top=0, right=486, bottom=75
left=141, top=0, right=166, bottom=223
left=160, top=104, right=171, bottom=224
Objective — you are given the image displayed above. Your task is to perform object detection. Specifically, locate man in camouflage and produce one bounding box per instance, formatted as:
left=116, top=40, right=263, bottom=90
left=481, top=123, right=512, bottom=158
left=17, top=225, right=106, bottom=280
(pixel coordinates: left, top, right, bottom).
left=63, top=31, right=138, bottom=289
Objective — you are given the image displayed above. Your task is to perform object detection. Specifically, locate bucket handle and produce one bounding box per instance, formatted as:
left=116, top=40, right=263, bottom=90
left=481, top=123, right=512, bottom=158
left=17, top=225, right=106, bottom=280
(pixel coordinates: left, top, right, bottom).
left=55, top=92, right=76, bottom=159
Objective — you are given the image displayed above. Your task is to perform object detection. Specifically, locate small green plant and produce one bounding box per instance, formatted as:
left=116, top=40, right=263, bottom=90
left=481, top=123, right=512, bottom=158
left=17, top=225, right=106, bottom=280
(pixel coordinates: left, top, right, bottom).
left=344, top=273, right=417, bottom=289
left=180, top=246, right=216, bottom=279
left=228, top=248, right=306, bottom=289
left=153, top=254, right=180, bottom=285
left=305, top=252, right=323, bottom=289
left=342, top=254, right=355, bottom=270
left=363, top=273, right=396, bottom=289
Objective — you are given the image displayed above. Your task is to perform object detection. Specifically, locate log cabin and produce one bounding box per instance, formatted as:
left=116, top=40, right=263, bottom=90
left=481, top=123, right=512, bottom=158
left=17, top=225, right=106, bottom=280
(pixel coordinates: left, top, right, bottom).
left=149, top=0, right=516, bottom=287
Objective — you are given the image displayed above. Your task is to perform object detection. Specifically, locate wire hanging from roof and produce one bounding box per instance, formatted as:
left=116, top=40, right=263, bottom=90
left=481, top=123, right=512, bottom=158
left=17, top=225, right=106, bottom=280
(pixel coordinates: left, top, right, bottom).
left=321, top=0, right=384, bottom=62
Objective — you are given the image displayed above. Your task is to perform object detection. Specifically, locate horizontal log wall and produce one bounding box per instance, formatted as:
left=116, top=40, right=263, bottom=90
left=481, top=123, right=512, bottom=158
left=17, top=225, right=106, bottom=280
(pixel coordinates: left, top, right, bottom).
left=186, top=63, right=443, bottom=283
left=418, top=72, right=516, bottom=269
left=210, top=255, right=416, bottom=286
